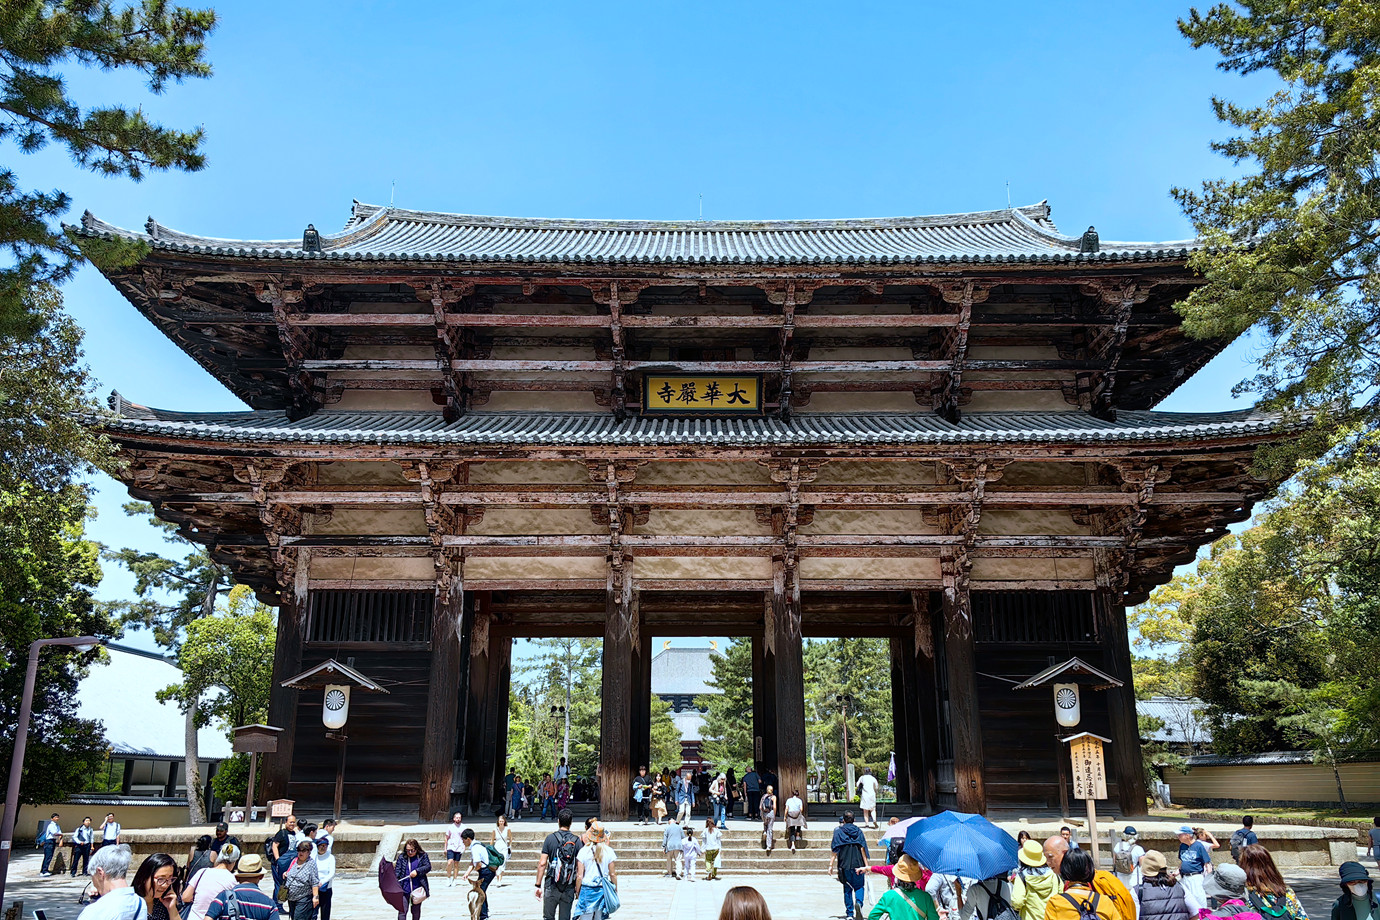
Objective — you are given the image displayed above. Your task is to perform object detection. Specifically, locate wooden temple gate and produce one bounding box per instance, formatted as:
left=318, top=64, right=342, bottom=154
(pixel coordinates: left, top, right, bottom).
left=79, top=200, right=1292, bottom=819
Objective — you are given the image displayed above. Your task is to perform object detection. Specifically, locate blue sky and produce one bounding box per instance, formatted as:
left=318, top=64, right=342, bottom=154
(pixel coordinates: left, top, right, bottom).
left=19, top=1, right=1276, bottom=648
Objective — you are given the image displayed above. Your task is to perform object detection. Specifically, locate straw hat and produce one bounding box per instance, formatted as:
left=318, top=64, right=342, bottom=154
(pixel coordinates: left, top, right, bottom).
left=1018, top=839, right=1046, bottom=867
left=894, top=855, right=924, bottom=883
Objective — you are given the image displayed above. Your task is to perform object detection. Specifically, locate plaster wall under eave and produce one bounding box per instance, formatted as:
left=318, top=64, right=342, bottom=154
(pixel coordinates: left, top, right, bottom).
left=811, top=460, right=939, bottom=486
left=800, top=509, right=941, bottom=535
left=332, top=390, right=440, bottom=410
left=311, top=508, right=428, bottom=535
left=464, top=556, right=608, bottom=580
left=640, top=509, right=769, bottom=537
left=978, top=509, right=1091, bottom=536
left=467, top=507, right=606, bottom=536
left=798, top=557, right=940, bottom=581
left=635, top=556, right=772, bottom=580
left=637, top=461, right=775, bottom=486
left=969, top=557, right=1095, bottom=581
left=799, top=392, right=927, bottom=412
left=468, top=461, right=589, bottom=484
left=309, top=555, right=436, bottom=580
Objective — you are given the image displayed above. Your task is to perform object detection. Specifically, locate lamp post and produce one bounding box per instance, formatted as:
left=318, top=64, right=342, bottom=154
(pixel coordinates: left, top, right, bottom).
left=1, top=636, right=103, bottom=909
left=834, top=693, right=853, bottom=800
left=549, top=705, right=567, bottom=773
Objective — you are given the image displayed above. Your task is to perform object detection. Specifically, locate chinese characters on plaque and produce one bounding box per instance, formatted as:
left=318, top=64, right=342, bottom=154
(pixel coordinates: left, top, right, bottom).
left=642, top=375, right=761, bottom=413
left=1068, top=734, right=1108, bottom=801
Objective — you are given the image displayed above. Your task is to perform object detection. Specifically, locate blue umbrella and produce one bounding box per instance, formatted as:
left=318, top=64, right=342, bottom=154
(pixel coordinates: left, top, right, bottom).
left=903, top=810, right=1019, bottom=880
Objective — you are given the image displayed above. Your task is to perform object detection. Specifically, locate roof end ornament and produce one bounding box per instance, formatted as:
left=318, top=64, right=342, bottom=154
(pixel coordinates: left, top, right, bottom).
left=302, top=224, right=321, bottom=252
left=1080, top=226, right=1100, bottom=253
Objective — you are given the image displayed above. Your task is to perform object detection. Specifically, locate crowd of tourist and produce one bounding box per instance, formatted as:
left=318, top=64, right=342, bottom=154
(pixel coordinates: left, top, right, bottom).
left=48, top=806, right=1380, bottom=920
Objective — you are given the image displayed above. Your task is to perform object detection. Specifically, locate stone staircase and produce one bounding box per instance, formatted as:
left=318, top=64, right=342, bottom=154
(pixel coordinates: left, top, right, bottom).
left=402, top=822, right=851, bottom=876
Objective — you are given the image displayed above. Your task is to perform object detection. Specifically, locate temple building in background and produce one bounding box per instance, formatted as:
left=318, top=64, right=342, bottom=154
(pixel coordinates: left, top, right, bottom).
left=78, top=200, right=1293, bottom=820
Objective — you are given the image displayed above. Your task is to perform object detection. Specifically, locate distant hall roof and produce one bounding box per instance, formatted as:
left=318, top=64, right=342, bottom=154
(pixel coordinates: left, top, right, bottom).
left=651, top=647, right=718, bottom=697
left=75, top=200, right=1199, bottom=266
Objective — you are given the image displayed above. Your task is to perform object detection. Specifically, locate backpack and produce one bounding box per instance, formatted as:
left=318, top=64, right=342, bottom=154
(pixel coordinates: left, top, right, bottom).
left=1111, top=842, right=1135, bottom=876
left=1229, top=829, right=1251, bottom=861
left=222, top=889, right=242, bottom=920
left=549, top=831, right=580, bottom=888
left=1061, top=891, right=1102, bottom=920
left=483, top=843, right=506, bottom=869
left=1247, top=891, right=1304, bottom=920
left=978, top=881, right=1020, bottom=920
left=1092, top=872, right=1136, bottom=920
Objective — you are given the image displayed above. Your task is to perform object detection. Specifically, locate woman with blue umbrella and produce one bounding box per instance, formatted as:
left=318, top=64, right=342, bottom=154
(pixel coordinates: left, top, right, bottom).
left=905, top=811, right=1020, bottom=920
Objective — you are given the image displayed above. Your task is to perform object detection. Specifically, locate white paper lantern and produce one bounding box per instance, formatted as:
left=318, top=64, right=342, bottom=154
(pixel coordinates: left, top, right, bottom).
left=323, top=684, right=350, bottom=729
left=1053, top=682, right=1081, bottom=727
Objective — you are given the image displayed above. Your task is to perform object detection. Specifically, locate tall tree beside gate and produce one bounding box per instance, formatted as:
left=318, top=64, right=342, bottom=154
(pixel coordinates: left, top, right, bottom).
left=697, top=638, right=754, bottom=772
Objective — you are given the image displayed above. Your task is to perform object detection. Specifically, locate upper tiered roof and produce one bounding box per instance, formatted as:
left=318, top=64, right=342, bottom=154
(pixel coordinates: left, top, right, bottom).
left=77, top=200, right=1198, bottom=266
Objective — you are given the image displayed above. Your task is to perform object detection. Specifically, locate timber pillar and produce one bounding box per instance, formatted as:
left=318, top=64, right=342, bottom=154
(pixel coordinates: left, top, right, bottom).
left=420, top=557, right=464, bottom=821
left=768, top=563, right=807, bottom=813
left=1098, top=593, right=1149, bottom=815
left=942, top=576, right=986, bottom=814
left=599, top=564, right=637, bottom=819
left=906, top=592, right=940, bottom=809
left=465, top=596, right=511, bottom=814
left=263, top=551, right=308, bottom=801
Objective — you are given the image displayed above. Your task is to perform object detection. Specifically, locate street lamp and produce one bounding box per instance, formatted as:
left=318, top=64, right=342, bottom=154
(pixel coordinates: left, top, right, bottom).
left=549, top=705, right=567, bottom=772
left=1, top=636, right=104, bottom=909
left=834, top=693, right=853, bottom=799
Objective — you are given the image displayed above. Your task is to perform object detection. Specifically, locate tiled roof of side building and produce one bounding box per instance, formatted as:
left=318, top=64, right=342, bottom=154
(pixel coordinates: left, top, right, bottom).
left=651, top=647, right=719, bottom=697
left=99, top=398, right=1291, bottom=447
left=73, top=199, right=1200, bottom=266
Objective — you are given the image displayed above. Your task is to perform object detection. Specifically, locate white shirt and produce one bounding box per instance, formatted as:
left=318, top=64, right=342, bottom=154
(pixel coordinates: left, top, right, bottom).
left=187, top=867, right=237, bottom=920
left=79, top=886, right=146, bottom=920
left=313, top=852, right=336, bottom=890
left=701, top=828, right=722, bottom=850
left=469, top=841, right=489, bottom=869
left=44, top=820, right=62, bottom=842
left=857, top=774, right=879, bottom=797
left=785, top=796, right=804, bottom=817
left=101, top=821, right=121, bottom=841
left=555, top=764, right=570, bottom=780
left=445, top=825, right=466, bottom=852
left=576, top=845, right=616, bottom=886
left=75, top=825, right=94, bottom=845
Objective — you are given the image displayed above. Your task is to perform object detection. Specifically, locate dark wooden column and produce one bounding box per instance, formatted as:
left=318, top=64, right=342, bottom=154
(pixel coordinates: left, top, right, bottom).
left=1097, top=592, right=1149, bottom=815
left=463, top=596, right=493, bottom=814
left=888, top=635, right=912, bottom=804
left=942, top=577, right=986, bottom=814
left=770, top=562, right=807, bottom=815
left=908, top=592, right=941, bottom=809
left=485, top=632, right=513, bottom=810
left=263, top=551, right=308, bottom=800
left=421, top=557, right=464, bottom=821
left=599, top=564, right=635, bottom=819
left=752, top=626, right=779, bottom=771
left=630, top=595, right=651, bottom=772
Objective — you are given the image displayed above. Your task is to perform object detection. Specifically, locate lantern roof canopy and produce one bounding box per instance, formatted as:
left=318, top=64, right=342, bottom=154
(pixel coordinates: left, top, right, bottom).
left=1060, top=731, right=1113, bottom=744
left=280, top=658, right=388, bottom=693
left=1012, top=656, right=1122, bottom=691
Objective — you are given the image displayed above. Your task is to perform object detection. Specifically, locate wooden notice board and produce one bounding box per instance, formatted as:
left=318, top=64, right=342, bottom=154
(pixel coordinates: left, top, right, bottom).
left=1069, top=734, right=1108, bottom=800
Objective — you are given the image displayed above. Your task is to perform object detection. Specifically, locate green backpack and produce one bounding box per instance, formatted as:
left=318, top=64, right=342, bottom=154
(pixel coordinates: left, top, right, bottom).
left=483, top=843, right=506, bottom=869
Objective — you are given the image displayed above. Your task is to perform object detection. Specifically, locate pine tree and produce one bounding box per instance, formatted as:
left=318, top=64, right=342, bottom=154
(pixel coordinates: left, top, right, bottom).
left=1173, top=0, right=1380, bottom=470
left=0, top=0, right=215, bottom=338
left=697, top=637, right=753, bottom=771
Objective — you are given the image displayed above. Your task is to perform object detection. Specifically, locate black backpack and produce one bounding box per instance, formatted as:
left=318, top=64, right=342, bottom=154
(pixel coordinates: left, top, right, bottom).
left=978, top=881, right=1020, bottom=920
left=1061, top=891, right=1102, bottom=920
left=548, top=831, right=580, bottom=888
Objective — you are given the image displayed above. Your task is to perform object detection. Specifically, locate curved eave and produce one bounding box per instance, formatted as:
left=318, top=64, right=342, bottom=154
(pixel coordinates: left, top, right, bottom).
left=92, top=407, right=1298, bottom=450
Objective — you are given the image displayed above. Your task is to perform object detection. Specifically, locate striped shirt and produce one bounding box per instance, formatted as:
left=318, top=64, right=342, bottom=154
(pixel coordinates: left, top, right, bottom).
left=204, top=884, right=278, bottom=920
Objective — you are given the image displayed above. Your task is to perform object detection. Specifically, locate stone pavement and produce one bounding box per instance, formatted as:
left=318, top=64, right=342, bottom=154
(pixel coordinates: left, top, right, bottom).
left=5, top=849, right=1376, bottom=920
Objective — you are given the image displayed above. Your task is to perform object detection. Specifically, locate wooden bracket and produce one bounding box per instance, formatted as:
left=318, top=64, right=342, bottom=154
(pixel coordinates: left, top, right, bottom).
left=932, top=282, right=991, bottom=423
left=254, top=281, right=321, bottom=421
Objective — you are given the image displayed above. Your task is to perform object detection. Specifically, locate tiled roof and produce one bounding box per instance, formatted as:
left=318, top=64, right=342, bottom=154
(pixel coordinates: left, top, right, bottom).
left=651, top=647, right=718, bottom=697
left=1136, top=697, right=1213, bottom=746
left=100, top=397, right=1286, bottom=447
left=73, top=200, right=1199, bottom=266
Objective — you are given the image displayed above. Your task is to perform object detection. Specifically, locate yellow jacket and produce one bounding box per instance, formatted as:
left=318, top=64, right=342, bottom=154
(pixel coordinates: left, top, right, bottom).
left=1043, top=886, right=1121, bottom=920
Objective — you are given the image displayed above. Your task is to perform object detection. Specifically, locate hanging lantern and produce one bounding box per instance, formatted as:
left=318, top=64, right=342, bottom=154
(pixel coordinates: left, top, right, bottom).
left=323, top=684, right=350, bottom=729
left=1053, top=682, right=1081, bottom=727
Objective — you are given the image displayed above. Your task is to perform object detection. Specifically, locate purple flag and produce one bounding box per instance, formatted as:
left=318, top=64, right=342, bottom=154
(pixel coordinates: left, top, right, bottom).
left=887, top=751, right=896, bottom=782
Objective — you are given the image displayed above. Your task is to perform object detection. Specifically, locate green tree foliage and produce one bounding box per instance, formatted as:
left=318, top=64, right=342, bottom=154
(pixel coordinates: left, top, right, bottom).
left=506, top=638, right=603, bottom=780
left=0, top=484, right=116, bottom=804
left=0, top=0, right=215, bottom=339
left=209, top=751, right=258, bottom=806
left=649, top=695, right=683, bottom=773
left=106, top=500, right=231, bottom=822
left=1173, top=1, right=1380, bottom=469
left=0, top=283, right=108, bottom=492
left=1131, top=442, right=1380, bottom=760
left=697, top=638, right=753, bottom=772
left=805, top=638, right=892, bottom=798
left=158, top=584, right=275, bottom=733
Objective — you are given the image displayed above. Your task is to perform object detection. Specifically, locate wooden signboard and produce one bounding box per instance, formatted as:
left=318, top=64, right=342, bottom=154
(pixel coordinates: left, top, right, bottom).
left=643, top=375, right=761, bottom=413
left=1064, top=732, right=1110, bottom=868
left=1069, top=734, right=1107, bottom=801
left=268, top=798, right=295, bottom=819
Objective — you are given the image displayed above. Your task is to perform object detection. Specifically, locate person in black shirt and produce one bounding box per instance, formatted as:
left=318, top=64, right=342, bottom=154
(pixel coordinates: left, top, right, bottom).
left=535, top=810, right=580, bottom=920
